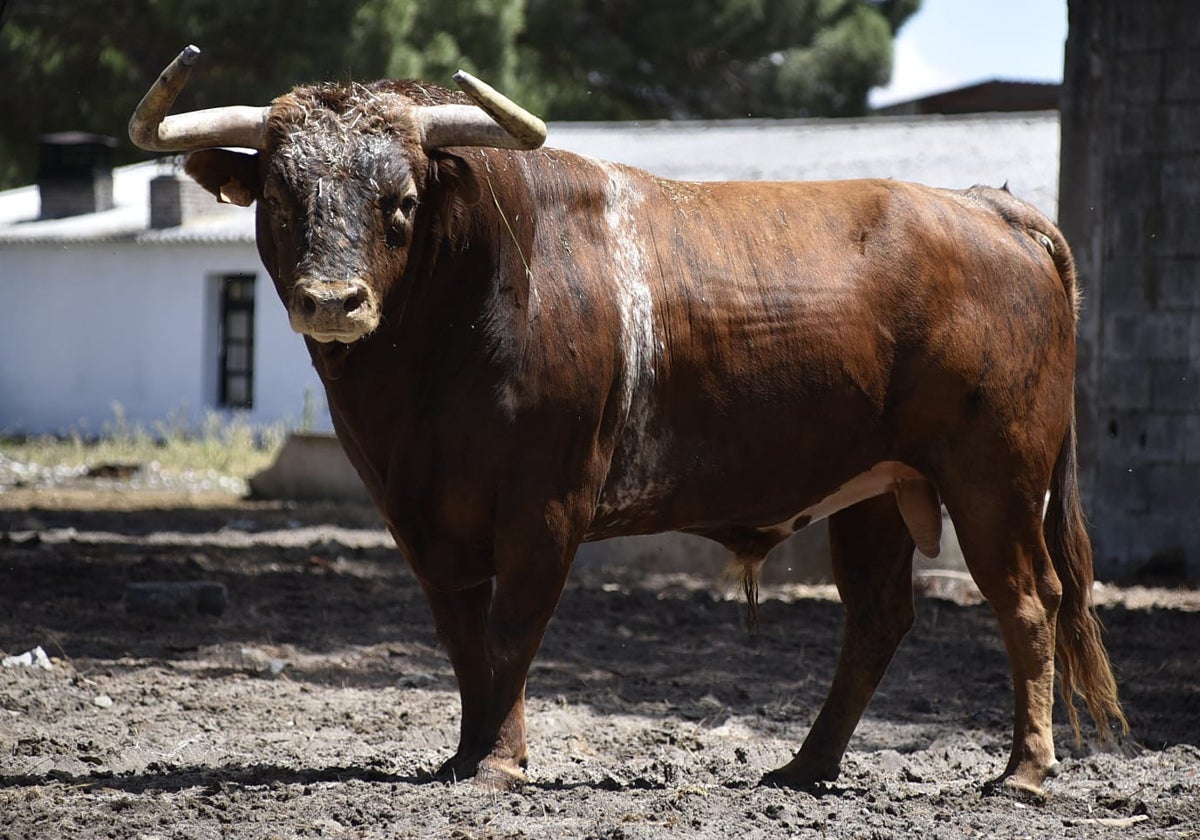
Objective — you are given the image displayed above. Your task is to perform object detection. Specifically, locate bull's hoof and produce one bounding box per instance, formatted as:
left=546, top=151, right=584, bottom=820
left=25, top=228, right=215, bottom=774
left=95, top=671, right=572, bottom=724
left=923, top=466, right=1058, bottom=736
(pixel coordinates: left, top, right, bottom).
left=759, top=763, right=839, bottom=790
left=473, top=757, right=528, bottom=791
left=983, top=777, right=1047, bottom=803
left=433, top=753, right=481, bottom=784
left=982, top=768, right=1055, bottom=803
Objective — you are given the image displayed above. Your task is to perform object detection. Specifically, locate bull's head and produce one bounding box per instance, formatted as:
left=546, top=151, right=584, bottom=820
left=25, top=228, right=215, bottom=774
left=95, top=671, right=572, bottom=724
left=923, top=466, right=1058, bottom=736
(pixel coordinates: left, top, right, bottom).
left=129, top=46, right=545, bottom=345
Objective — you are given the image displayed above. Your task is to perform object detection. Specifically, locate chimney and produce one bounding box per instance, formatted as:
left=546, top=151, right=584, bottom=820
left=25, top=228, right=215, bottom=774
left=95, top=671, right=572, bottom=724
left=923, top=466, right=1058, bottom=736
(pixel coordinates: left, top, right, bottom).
left=149, top=159, right=226, bottom=229
left=37, top=132, right=117, bottom=219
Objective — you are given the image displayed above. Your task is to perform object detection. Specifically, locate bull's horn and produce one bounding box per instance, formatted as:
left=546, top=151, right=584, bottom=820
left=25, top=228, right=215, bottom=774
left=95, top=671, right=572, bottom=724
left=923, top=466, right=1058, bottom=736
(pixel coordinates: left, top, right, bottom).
left=129, top=45, right=269, bottom=152
left=415, top=70, right=546, bottom=151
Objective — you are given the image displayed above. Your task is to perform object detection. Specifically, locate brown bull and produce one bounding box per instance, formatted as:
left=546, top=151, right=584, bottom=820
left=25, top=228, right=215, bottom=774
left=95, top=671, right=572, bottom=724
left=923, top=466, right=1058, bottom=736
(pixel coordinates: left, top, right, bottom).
left=131, top=46, right=1126, bottom=795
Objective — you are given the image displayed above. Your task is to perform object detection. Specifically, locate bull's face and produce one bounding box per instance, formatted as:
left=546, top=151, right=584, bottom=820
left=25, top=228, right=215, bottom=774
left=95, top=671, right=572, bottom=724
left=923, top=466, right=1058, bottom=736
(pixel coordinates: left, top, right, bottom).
left=261, top=114, right=417, bottom=344
left=129, top=46, right=545, bottom=348
left=252, top=91, right=433, bottom=345
left=183, top=104, right=423, bottom=344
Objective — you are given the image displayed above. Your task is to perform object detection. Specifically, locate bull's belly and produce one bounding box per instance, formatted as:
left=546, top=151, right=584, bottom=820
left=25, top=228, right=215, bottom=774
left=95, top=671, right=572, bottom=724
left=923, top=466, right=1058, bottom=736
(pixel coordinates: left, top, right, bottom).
left=587, top=459, right=942, bottom=559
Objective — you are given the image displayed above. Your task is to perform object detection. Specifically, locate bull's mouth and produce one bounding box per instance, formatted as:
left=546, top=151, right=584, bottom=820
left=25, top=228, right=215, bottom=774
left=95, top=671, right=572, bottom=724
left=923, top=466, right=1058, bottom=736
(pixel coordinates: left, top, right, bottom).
left=288, top=311, right=376, bottom=345
left=301, top=328, right=369, bottom=345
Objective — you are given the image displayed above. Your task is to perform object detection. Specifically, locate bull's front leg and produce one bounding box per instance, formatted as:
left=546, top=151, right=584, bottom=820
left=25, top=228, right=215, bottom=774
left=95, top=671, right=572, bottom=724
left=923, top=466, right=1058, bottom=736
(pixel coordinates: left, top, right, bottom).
left=421, top=579, right=494, bottom=782
left=420, top=527, right=576, bottom=789
left=470, top=523, right=575, bottom=790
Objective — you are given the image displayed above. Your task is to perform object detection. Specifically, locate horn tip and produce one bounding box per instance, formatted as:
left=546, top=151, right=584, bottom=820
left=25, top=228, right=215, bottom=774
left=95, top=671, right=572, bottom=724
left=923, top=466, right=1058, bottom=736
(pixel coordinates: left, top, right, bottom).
left=451, top=69, right=547, bottom=150
left=181, top=45, right=201, bottom=66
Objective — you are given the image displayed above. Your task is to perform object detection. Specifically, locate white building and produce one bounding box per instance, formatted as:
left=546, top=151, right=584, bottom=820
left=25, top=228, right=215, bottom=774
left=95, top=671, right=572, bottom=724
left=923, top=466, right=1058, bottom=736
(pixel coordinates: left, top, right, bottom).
left=0, top=113, right=1060, bottom=436
left=0, top=135, right=321, bottom=436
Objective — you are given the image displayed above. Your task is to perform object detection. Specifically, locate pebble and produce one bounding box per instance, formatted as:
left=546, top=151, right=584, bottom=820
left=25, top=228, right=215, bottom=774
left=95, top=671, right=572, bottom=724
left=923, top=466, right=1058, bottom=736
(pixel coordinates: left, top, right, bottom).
left=1, top=646, right=53, bottom=670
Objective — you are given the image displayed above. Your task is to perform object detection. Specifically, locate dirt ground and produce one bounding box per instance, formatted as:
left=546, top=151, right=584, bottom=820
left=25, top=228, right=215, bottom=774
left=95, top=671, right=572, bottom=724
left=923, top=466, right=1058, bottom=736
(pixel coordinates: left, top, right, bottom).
left=1, top=483, right=1198, bottom=839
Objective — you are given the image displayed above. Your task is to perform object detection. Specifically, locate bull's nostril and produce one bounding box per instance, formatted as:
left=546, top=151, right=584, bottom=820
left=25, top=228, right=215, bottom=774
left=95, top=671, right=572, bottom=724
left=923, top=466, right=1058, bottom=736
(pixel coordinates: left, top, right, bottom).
left=343, top=289, right=366, bottom=314
left=299, top=293, right=318, bottom=318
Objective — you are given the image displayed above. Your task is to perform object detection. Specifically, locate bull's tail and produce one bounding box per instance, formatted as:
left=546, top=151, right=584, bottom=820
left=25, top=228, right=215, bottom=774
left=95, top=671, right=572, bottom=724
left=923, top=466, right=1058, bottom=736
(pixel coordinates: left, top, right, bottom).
left=1044, top=408, right=1129, bottom=744
left=1027, top=196, right=1127, bottom=743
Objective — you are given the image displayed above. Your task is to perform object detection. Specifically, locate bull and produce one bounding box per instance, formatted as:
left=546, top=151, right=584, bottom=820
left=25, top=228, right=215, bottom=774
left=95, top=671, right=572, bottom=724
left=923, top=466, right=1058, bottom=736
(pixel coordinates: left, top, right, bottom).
left=130, top=46, right=1126, bottom=795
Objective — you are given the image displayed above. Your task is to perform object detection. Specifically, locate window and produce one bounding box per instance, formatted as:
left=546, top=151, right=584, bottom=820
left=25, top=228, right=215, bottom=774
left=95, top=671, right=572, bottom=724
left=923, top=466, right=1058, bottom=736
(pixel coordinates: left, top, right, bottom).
left=217, top=273, right=255, bottom=409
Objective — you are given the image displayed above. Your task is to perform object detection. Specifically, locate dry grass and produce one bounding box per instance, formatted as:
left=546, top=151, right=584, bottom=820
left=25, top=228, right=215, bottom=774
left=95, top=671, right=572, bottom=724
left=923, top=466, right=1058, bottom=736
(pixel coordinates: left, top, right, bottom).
left=0, top=406, right=286, bottom=482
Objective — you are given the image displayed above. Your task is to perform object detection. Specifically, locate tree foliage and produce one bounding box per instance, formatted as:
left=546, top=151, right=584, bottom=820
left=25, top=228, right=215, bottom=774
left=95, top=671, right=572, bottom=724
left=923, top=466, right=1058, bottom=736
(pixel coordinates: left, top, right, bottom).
left=0, top=0, right=364, bottom=187
left=520, top=0, right=917, bottom=120
left=0, top=0, right=917, bottom=188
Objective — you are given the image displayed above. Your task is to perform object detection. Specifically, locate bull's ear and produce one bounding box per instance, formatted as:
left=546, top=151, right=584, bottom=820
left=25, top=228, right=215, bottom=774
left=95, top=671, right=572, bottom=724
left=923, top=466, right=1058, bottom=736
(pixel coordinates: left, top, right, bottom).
left=429, top=152, right=481, bottom=205
left=184, top=149, right=261, bottom=207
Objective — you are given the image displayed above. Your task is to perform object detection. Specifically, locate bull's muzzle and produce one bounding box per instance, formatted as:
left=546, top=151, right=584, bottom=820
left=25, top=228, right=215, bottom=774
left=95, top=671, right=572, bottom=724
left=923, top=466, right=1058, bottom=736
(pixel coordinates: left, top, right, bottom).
left=289, top=278, right=379, bottom=344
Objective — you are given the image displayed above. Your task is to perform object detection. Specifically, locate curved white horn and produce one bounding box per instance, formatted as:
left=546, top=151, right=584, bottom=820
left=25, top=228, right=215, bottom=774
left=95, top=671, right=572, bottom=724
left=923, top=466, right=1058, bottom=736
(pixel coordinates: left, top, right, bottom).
left=415, top=70, right=546, bottom=151
left=129, top=45, right=269, bottom=152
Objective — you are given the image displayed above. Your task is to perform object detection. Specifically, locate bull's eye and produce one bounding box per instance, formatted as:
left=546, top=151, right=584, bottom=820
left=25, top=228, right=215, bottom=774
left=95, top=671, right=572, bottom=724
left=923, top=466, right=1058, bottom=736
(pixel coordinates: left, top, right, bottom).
left=385, top=194, right=419, bottom=249
left=387, top=209, right=409, bottom=249
left=263, top=193, right=290, bottom=231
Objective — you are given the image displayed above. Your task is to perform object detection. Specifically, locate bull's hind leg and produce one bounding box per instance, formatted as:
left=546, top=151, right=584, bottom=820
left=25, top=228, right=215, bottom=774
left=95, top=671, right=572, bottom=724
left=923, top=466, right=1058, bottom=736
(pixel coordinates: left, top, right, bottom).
left=944, top=488, right=1063, bottom=797
left=763, top=495, right=915, bottom=788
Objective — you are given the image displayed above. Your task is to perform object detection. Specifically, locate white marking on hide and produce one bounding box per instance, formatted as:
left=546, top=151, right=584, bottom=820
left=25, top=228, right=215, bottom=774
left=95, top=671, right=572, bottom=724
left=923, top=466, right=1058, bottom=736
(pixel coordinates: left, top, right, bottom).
left=602, top=164, right=656, bottom=415
left=593, top=162, right=669, bottom=518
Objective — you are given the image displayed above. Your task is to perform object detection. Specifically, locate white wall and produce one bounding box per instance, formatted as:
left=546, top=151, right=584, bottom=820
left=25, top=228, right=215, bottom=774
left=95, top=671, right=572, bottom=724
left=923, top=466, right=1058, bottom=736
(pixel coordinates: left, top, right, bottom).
left=0, top=240, right=329, bottom=435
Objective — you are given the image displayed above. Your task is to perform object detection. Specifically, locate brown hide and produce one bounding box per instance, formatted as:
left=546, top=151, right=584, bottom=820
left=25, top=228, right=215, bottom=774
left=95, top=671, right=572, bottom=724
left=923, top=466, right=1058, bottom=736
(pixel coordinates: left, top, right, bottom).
left=180, top=79, right=1123, bottom=795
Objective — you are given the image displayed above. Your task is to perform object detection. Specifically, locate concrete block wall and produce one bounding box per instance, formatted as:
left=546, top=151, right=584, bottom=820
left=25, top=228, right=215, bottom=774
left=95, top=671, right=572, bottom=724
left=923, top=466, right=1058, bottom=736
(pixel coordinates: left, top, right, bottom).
left=1059, top=0, right=1200, bottom=578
